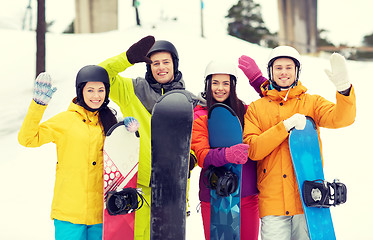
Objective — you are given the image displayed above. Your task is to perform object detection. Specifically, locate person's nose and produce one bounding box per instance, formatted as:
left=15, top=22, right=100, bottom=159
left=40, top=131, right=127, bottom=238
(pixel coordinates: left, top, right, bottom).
left=158, top=62, right=166, bottom=70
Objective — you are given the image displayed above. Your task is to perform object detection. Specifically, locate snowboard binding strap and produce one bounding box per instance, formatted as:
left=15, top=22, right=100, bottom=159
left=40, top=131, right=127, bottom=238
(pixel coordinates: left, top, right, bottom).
left=204, top=165, right=239, bottom=197
left=106, top=187, right=147, bottom=215
left=303, top=179, right=347, bottom=208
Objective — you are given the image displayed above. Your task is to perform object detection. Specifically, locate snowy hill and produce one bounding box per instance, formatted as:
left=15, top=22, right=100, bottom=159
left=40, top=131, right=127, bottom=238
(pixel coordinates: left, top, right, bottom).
left=1, top=14, right=372, bottom=239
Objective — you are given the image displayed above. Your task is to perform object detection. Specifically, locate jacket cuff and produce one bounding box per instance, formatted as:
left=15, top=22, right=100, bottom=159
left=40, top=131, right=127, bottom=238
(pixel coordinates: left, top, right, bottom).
left=338, top=85, right=352, bottom=96
left=203, top=147, right=228, bottom=168
left=250, top=76, right=266, bottom=97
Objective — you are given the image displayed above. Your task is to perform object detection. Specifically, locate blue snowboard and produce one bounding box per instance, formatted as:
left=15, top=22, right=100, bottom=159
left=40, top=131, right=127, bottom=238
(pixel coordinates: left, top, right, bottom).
left=289, top=117, right=336, bottom=240
left=208, top=103, right=242, bottom=240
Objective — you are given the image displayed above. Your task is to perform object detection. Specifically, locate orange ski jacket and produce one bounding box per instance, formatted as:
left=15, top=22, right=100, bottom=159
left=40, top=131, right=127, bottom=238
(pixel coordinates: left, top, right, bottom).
left=243, top=81, right=356, bottom=218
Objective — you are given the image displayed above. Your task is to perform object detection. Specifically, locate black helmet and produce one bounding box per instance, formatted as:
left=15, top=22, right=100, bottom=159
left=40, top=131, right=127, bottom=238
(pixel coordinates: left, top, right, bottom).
left=76, top=65, right=110, bottom=87
left=75, top=65, right=110, bottom=111
left=146, top=40, right=179, bottom=59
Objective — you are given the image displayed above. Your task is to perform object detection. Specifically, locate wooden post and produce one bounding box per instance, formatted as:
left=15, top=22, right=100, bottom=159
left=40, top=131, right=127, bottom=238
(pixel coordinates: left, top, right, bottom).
left=133, top=0, right=141, bottom=26
left=201, top=0, right=205, bottom=38
left=36, top=0, right=46, bottom=77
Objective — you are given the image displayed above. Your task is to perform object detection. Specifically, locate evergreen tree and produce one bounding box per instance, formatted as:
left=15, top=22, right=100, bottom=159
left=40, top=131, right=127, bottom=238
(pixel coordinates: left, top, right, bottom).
left=63, top=20, right=75, bottom=34
left=226, top=0, right=272, bottom=45
left=357, top=32, right=373, bottom=59
left=363, top=32, right=373, bottom=46
left=317, top=29, right=335, bottom=48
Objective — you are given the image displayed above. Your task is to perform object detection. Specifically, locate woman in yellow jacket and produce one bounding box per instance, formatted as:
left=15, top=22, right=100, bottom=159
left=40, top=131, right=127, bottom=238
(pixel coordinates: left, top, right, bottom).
left=18, top=65, right=117, bottom=240
left=243, top=46, right=356, bottom=240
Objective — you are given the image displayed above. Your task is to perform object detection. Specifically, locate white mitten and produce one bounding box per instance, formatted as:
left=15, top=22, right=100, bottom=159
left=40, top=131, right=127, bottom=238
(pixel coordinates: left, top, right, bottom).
left=283, top=113, right=306, bottom=132
left=324, top=53, right=351, bottom=92
left=33, top=72, right=57, bottom=105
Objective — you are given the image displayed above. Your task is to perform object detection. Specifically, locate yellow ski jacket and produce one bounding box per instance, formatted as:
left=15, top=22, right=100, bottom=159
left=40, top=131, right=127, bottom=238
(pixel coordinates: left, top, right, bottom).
left=99, top=52, right=197, bottom=187
left=18, top=100, right=105, bottom=225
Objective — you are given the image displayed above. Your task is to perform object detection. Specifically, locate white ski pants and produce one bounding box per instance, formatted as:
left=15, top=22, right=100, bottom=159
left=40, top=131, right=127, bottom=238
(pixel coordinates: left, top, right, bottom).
left=261, top=214, right=310, bottom=240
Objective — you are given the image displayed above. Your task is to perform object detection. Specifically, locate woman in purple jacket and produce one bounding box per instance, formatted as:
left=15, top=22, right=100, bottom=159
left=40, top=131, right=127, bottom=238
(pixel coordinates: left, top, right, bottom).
left=191, top=56, right=266, bottom=240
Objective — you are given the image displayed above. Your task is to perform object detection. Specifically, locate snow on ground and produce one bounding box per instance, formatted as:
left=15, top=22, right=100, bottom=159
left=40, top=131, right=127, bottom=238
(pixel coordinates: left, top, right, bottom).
left=1, top=6, right=373, bottom=239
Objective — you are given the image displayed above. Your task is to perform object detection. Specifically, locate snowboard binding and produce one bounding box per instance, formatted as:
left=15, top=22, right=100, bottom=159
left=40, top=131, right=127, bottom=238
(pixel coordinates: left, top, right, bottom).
left=106, top=187, right=146, bottom=215
left=204, top=165, right=239, bottom=197
left=303, top=179, right=347, bottom=208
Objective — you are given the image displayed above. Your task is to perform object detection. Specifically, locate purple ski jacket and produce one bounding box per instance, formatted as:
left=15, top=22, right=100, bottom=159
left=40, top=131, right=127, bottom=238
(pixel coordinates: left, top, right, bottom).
left=192, top=105, right=259, bottom=202
left=191, top=75, right=267, bottom=202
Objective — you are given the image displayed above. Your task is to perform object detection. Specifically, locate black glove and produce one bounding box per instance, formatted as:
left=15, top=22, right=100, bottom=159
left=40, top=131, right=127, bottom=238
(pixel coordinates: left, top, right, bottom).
left=126, top=35, right=155, bottom=64
left=189, top=151, right=197, bottom=171
left=188, top=151, right=197, bottom=179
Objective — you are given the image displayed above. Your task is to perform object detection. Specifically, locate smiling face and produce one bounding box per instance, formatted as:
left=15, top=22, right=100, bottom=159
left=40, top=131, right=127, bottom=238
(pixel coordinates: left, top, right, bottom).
left=150, top=51, right=175, bottom=84
left=272, top=58, right=296, bottom=88
left=82, top=81, right=106, bottom=110
left=211, top=74, right=230, bottom=103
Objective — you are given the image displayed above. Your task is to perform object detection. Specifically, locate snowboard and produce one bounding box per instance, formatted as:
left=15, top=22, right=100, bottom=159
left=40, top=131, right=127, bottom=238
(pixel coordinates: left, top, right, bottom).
left=289, top=117, right=336, bottom=240
left=103, top=118, right=140, bottom=240
left=150, top=90, right=194, bottom=240
left=207, top=103, right=243, bottom=240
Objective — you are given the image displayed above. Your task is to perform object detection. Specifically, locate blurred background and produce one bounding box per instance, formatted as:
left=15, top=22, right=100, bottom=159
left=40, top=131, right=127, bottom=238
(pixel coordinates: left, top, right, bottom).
left=1, top=0, right=372, bottom=78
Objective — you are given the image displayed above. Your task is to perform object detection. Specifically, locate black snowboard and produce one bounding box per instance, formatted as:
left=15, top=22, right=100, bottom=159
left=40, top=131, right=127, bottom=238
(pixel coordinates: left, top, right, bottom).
left=150, top=90, right=194, bottom=240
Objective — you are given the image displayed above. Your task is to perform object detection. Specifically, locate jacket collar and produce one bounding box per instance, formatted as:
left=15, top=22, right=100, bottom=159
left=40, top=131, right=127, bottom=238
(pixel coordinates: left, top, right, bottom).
left=147, top=71, right=185, bottom=94
left=69, top=98, right=100, bottom=124
left=261, top=80, right=307, bottom=102
left=196, top=92, right=207, bottom=107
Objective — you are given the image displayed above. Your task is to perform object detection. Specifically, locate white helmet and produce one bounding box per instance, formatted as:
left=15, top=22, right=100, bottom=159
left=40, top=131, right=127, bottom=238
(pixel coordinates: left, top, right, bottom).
left=267, top=46, right=302, bottom=90
left=202, top=60, right=238, bottom=99
left=204, top=60, right=238, bottom=79
left=268, top=46, right=301, bottom=67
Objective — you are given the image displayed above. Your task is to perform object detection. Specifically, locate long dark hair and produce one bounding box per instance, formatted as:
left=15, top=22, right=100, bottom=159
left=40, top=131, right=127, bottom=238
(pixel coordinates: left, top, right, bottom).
left=205, top=75, right=246, bottom=128
left=99, top=106, right=117, bottom=135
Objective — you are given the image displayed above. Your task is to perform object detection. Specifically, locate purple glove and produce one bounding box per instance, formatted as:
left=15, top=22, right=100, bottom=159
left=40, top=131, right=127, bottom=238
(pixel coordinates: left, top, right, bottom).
left=238, top=55, right=262, bottom=83
left=225, top=143, right=249, bottom=164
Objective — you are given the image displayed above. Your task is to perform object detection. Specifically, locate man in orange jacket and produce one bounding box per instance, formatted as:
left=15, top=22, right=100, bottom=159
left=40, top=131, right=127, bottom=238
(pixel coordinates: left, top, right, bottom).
left=243, top=46, right=356, bottom=240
